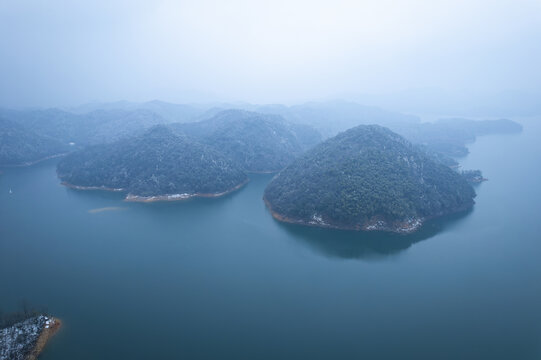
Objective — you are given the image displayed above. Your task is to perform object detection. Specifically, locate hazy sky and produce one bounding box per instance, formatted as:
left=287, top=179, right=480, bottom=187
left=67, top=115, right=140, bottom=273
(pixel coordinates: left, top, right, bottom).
left=1, top=0, right=540, bottom=107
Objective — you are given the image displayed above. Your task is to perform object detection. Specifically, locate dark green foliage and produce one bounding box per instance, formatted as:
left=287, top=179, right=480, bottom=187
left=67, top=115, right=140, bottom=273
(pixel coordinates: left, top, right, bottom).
left=172, top=110, right=321, bottom=172
left=420, top=146, right=459, bottom=168
left=0, top=118, right=69, bottom=165
left=57, top=125, right=248, bottom=196
left=264, top=125, right=476, bottom=228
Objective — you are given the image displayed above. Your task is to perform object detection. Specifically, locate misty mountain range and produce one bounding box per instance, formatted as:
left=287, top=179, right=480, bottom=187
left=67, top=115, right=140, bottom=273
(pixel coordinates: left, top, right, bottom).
left=0, top=100, right=522, bottom=167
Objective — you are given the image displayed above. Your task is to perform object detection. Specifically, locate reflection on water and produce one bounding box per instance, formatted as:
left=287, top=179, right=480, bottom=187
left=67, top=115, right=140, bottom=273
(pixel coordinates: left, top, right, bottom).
left=276, top=209, right=473, bottom=259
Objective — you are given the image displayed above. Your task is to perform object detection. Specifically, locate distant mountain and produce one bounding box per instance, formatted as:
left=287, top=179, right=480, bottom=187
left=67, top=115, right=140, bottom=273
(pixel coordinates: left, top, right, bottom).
left=394, top=118, right=523, bottom=157
left=78, top=109, right=167, bottom=144
left=0, top=108, right=167, bottom=146
left=57, top=126, right=248, bottom=199
left=67, top=100, right=209, bottom=123
left=255, top=100, right=421, bottom=138
left=2, top=101, right=523, bottom=170
left=0, top=118, right=70, bottom=166
left=0, top=108, right=80, bottom=143
left=172, top=110, right=322, bottom=173
left=264, top=125, right=476, bottom=233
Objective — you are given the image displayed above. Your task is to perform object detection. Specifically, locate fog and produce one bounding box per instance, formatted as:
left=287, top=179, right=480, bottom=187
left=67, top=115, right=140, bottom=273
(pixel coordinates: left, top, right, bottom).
left=1, top=0, right=540, bottom=113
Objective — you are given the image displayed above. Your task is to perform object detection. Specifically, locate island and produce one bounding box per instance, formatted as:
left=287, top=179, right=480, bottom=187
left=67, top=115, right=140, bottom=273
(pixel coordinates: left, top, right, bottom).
left=264, top=125, right=476, bottom=233
left=57, top=125, right=248, bottom=201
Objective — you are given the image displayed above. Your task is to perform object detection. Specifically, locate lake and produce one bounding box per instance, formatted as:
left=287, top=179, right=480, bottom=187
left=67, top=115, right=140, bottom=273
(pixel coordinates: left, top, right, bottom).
left=1, top=119, right=540, bottom=359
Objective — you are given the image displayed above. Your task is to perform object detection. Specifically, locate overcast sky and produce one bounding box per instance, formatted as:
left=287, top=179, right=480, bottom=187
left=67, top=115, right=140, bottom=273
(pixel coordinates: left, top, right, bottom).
left=0, top=0, right=540, bottom=107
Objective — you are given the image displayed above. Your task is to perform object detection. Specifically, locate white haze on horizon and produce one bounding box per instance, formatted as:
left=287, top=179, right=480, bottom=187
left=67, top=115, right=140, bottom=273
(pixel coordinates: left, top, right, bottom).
left=0, top=0, right=540, bottom=109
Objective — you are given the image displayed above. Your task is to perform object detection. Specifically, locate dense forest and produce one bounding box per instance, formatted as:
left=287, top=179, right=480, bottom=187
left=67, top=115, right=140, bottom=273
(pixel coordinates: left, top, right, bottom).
left=57, top=125, right=248, bottom=197
left=264, top=125, right=476, bottom=233
left=0, top=101, right=522, bottom=168
left=0, top=108, right=167, bottom=146
left=0, top=118, right=70, bottom=166
left=1, top=101, right=522, bottom=177
left=172, top=110, right=321, bottom=172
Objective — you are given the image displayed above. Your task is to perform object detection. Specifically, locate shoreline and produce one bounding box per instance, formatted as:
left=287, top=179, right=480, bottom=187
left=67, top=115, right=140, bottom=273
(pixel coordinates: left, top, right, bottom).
left=125, top=179, right=249, bottom=202
left=60, top=179, right=249, bottom=202
left=245, top=169, right=279, bottom=175
left=1, top=153, right=69, bottom=168
left=27, top=317, right=62, bottom=360
left=263, top=196, right=473, bottom=234
left=61, top=181, right=126, bottom=192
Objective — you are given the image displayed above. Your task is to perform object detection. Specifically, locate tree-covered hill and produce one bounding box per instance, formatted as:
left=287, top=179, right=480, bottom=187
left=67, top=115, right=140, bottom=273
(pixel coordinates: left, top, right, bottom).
left=172, top=110, right=322, bottom=172
left=57, top=125, right=248, bottom=198
left=0, top=118, right=70, bottom=166
left=0, top=108, right=167, bottom=146
left=264, top=125, right=476, bottom=233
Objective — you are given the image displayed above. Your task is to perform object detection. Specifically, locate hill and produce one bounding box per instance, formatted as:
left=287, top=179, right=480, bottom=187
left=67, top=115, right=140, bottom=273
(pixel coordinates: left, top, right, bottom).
left=57, top=126, right=248, bottom=200
left=0, top=108, right=167, bottom=146
left=172, top=110, right=321, bottom=172
left=0, top=118, right=70, bottom=166
left=264, top=125, right=476, bottom=233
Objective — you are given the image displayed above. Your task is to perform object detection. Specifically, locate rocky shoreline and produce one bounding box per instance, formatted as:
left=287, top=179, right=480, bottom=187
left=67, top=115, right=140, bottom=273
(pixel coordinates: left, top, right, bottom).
left=263, top=196, right=472, bottom=234
left=125, top=180, right=249, bottom=203
left=263, top=196, right=422, bottom=233
left=61, top=181, right=125, bottom=192
left=0, top=315, right=61, bottom=360
left=1, top=153, right=68, bottom=168
left=61, top=179, right=249, bottom=202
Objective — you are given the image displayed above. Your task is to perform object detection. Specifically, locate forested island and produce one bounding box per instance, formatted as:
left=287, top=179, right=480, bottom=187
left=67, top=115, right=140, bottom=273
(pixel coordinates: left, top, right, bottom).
left=57, top=125, right=248, bottom=201
left=264, top=125, right=476, bottom=233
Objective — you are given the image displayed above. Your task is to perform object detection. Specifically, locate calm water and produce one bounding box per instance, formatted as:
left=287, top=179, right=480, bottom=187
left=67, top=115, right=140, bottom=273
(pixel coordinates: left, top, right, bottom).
left=1, top=120, right=541, bottom=359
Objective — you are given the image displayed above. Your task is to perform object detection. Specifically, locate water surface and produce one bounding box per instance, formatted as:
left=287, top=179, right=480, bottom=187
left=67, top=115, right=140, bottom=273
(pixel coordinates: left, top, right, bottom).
left=1, top=120, right=540, bottom=359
